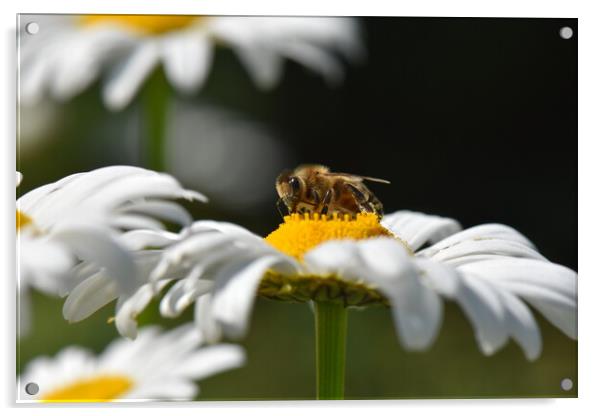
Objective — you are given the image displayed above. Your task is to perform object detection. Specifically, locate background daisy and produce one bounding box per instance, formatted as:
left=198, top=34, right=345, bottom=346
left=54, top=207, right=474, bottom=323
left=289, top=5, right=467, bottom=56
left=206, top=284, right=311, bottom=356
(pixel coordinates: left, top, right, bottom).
left=16, top=166, right=205, bottom=335
left=20, top=15, right=364, bottom=110
left=17, top=324, right=245, bottom=402
left=19, top=14, right=364, bottom=171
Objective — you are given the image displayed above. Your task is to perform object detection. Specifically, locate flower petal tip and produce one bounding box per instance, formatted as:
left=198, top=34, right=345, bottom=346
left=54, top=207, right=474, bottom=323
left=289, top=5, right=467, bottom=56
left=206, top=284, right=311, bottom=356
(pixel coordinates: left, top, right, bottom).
left=183, top=190, right=208, bottom=203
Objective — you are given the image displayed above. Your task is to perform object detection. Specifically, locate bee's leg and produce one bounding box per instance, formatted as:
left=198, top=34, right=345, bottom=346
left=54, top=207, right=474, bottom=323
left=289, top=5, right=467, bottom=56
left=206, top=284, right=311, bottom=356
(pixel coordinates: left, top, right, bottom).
left=368, top=194, right=385, bottom=218
left=276, top=198, right=289, bottom=218
left=310, top=189, right=321, bottom=214
left=345, top=184, right=375, bottom=214
left=310, top=189, right=319, bottom=204
left=319, top=189, right=333, bottom=216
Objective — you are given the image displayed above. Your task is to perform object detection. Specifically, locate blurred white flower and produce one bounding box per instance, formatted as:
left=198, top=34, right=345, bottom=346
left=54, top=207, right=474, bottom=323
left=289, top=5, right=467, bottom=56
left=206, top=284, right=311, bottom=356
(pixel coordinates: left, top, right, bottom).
left=139, top=210, right=576, bottom=361
left=20, top=15, right=364, bottom=110
left=17, top=324, right=245, bottom=402
left=16, top=166, right=205, bottom=335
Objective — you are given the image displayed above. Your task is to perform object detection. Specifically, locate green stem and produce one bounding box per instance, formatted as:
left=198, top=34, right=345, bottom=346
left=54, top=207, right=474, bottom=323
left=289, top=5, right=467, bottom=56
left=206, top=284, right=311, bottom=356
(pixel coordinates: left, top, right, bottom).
left=142, top=69, right=170, bottom=171
left=314, top=301, right=348, bottom=400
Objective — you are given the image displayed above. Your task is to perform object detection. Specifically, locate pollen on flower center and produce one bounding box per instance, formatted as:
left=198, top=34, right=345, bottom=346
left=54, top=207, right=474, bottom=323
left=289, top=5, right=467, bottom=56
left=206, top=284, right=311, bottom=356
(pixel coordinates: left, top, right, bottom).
left=264, top=212, right=394, bottom=260
left=16, top=210, right=33, bottom=231
left=80, top=15, right=203, bottom=35
left=40, top=374, right=134, bottom=402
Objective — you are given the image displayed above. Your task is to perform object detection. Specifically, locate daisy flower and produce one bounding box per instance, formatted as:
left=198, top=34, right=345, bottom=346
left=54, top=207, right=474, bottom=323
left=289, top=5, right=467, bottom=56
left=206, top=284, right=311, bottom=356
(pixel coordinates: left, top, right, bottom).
left=16, top=166, right=205, bottom=335
left=146, top=210, right=576, bottom=362
left=20, top=14, right=364, bottom=110
left=17, top=324, right=245, bottom=402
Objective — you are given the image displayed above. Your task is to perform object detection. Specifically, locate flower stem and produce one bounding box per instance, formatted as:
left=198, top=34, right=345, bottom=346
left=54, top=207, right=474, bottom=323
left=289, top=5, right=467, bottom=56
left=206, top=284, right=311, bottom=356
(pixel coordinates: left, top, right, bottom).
left=314, top=300, right=347, bottom=400
left=142, top=69, right=170, bottom=171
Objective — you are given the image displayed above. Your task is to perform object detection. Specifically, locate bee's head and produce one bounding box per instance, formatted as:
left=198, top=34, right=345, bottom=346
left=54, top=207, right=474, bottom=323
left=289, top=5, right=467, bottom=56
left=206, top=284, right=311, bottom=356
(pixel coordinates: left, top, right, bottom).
left=276, top=169, right=304, bottom=209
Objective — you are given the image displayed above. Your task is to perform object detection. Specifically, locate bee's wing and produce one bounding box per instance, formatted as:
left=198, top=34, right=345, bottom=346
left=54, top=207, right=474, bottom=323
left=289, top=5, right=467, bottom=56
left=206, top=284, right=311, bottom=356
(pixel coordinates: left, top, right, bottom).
left=322, top=172, right=391, bottom=184
left=356, top=176, right=391, bottom=184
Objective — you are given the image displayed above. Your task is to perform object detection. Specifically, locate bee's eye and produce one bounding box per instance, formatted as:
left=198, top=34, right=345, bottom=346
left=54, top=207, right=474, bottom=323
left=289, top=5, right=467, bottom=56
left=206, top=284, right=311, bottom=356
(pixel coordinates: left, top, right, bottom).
left=289, top=177, right=301, bottom=194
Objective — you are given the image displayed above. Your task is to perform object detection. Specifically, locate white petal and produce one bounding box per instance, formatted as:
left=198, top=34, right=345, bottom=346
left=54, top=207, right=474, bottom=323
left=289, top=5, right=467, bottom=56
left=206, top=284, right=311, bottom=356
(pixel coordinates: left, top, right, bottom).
left=118, top=200, right=193, bottom=227
left=98, top=326, right=162, bottom=368
left=454, top=274, right=509, bottom=355
left=160, top=266, right=213, bottom=318
left=119, top=229, right=181, bottom=250
left=303, top=240, right=362, bottom=278
left=83, top=172, right=205, bottom=211
left=112, top=214, right=165, bottom=231
left=328, top=18, right=366, bottom=62
left=458, top=258, right=577, bottom=338
left=387, top=284, right=442, bottom=351
left=381, top=210, right=462, bottom=251
left=150, top=225, right=280, bottom=285
left=161, top=31, right=213, bottom=92
left=58, top=261, right=102, bottom=296
left=426, top=239, right=547, bottom=266
left=497, top=290, right=542, bottom=360
left=20, top=166, right=147, bottom=220
left=52, top=224, right=139, bottom=295
left=150, top=233, right=240, bottom=281
left=114, top=281, right=169, bottom=339
left=356, top=238, right=442, bottom=350
left=452, top=262, right=545, bottom=360
left=208, top=18, right=284, bottom=89
left=460, top=258, right=575, bottom=299
left=103, top=42, right=160, bottom=111
left=18, top=178, right=63, bottom=213
left=231, top=46, right=283, bottom=89
left=194, top=294, right=222, bottom=343
left=170, top=344, right=245, bottom=379
left=63, top=273, right=118, bottom=322
left=211, top=255, right=296, bottom=339
left=207, top=16, right=363, bottom=89
left=18, top=235, right=74, bottom=294
left=188, top=220, right=268, bottom=247
left=413, top=257, right=460, bottom=298
left=419, top=223, right=536, bottom=259
left=47, top=28, right=134, bottom=101
left=305, top=238, right=444, bottom=350
left=526, top=299, right=576, bottom=340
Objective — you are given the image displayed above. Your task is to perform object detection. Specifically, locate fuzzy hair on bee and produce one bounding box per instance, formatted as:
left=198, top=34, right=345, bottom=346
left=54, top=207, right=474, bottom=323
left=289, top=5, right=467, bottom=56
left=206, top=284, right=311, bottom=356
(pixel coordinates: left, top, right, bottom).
left=275, top=164, right=389, bottom=218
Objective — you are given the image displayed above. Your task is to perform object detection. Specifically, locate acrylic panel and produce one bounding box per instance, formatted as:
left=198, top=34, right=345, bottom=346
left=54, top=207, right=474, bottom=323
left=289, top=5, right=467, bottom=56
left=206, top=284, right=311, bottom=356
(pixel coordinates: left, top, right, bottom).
left=16, top=14, right=577, bottom=402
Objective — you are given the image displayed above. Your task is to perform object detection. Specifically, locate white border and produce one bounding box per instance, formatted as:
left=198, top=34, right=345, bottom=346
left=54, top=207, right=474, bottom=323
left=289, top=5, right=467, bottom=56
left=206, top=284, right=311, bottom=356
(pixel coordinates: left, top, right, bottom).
left=1, top=0, right=587, bottom=17
left=3, top=1, right=600, bottom=415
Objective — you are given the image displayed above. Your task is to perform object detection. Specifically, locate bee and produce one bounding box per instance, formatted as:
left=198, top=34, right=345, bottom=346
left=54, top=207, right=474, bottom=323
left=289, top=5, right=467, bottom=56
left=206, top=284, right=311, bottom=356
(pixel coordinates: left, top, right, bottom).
left=275, top=164, right=390, bottom=218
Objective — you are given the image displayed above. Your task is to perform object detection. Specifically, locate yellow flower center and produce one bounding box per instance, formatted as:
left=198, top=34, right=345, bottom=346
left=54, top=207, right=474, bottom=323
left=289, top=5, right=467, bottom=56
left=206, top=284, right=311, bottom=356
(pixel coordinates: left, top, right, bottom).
left=265, top=212, right=394, bottom=260
left=40, top=374, right=134, bottom=402
left=260, top=213, right=404, bottom=306
left=16, top=210, right=33, bottom=231
left=80, top=15, right=202, bottom=35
